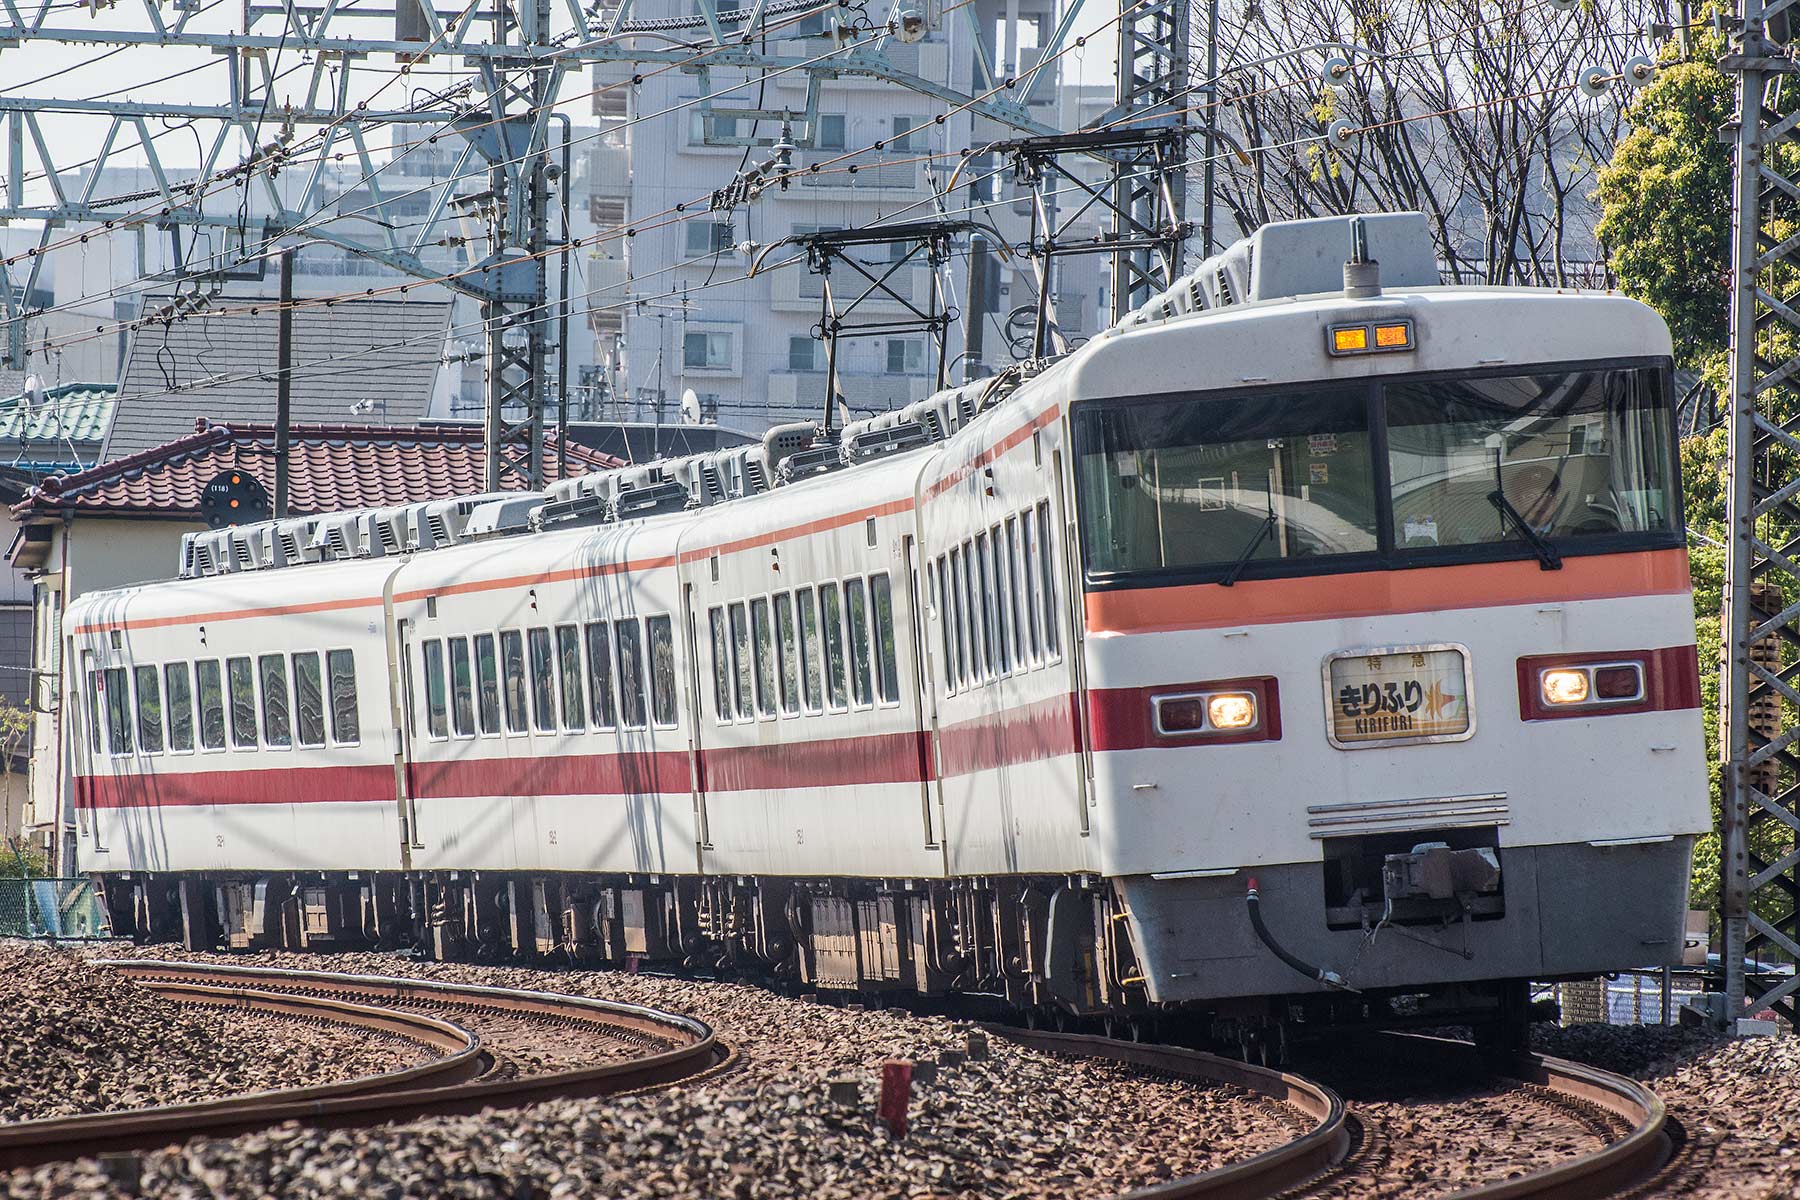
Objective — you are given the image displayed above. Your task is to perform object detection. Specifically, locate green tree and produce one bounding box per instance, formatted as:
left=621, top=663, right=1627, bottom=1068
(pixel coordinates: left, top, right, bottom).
left=1594, top=29, right=1734, bottom=372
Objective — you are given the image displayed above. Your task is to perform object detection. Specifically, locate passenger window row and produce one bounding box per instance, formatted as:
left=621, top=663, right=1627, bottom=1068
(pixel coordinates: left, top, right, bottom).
left=415, top=615, right=678, bottom=741
left=85, top=648, right=360, bottom=758
left=708, top=571, right=901, bottom=724
left=935, top=499, right=1062, bottom=696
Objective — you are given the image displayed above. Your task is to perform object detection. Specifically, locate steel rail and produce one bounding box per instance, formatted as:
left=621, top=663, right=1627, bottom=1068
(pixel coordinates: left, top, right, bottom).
left=1386, top=1033, right=1673, bottom=1200
left=0, top=961, right=727, bottom=1170
left=995, top=1028, right=1351, bottom=1199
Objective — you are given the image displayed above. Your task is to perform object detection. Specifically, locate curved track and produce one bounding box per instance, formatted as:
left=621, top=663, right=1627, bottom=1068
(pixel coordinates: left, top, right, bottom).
left=0, top=960, right=726, bottom=1170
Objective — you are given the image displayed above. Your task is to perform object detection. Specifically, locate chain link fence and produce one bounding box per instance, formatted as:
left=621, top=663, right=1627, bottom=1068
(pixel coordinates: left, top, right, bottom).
left=0, top=877, right=111, bottom=939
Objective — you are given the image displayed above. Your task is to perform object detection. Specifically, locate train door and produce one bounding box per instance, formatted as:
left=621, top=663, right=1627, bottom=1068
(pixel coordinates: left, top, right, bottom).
left=1051, top=446, right=1093, bottom=835
left=903, top=535, right=948, bottom=860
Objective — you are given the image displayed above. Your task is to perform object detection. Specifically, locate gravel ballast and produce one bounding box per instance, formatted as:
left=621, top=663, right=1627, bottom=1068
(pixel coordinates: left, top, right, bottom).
left=0, top=941, right=432, bottom=1124
left=6, top=948, right=1299, bottom=1199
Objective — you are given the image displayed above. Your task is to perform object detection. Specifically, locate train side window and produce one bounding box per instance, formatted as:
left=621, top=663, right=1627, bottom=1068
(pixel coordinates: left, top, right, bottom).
left=293, top=652, right=327, bottom=747
left=990, top=525, right=1013, bottom=675
left=728, top=602, right=753, bottom=719
left=556, top=625, right=586, bottom=731
left=83, top=653, right=102, bottom=754
left=227, top=656, right=258, bottom=748
left=104, top=667, right=132, bottom=755
left=844, top=577, right=873, bottom=707
left=751, top=597, right=777, bottom=717
left=586, top=621, right=617, bottom=730
left=1020, top=510, right=1042, bottom=660
left=421, top=640, right=449, bottom=739
left=1006, top=516, right=1031, bottom=667
left=473, top=635, right=500, bottom=735
left=448, top=639, right=476, bottom=737
left=820, top=581, right=849, bottom=710
left=947, top=546, right=967, bottom=687
left=870, top=573, right=901, bottom=704
left=134, top=665, right=164, bottom=754
left=648, top=615, right=678, bottom=728
left=943, top=561, right=957, bottom=698
left=616, top=618, right=648, bottom=729
left=707, top=608, right=731, bottom=723
left=774, top=592, right=800, bottom=715
left=500, top=630, right=528, bottom=733
left=197, top=660, right=226, bottom=750
left=164, top=662, right=195, bottom=753
left=327, top=650, right=361, bottom=745
left=977, top=533, right=999, bottom=678
left=527, top=627, right=557, bottom=732
left=1037, top=500, right=1061, bottom=659
left=797, top=588, right=824, bottom=713
left=961, top=540, right=984, bottom=683
left=259, top=654, right=293, bottom=748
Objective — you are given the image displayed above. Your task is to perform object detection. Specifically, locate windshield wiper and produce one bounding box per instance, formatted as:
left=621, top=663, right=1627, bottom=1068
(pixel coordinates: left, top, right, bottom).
left=1219, top=491, right=1278, bottom=587
left=1487, top=489, right=1562, bottom=571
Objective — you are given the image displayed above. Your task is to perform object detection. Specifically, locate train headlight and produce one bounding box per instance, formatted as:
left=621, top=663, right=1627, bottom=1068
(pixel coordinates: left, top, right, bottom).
left=1540, top=668, right=1591, bottom=706
left=1207, top=693, right=1258, bottom=729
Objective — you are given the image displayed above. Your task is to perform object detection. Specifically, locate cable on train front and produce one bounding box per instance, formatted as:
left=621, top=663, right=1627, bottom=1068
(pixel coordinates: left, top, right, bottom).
left=1062, top=213, right=1710, bottom=1045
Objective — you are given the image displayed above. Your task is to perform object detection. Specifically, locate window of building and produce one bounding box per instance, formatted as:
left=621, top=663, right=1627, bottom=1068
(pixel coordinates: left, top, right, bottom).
left=815, top=113, right=846, bottom=149
left=616, top=618, right=647, bottom=729
left=198, top=660, right=226, bottom=750
left=788, top=336, right=821, bottom=372
left=328, top=649, right=361, bottom=744
left=886, top=339, right=926, bottom=375
left=473, top=635, right=499, bottom=735
left=448, top=639, right=476, bottom=737
left=870, top=573, right=900, bottom=702
left=259, top=653, right=292, bottom=747
left=709, top=607, right=732, bottom=723
left=1037, top=500, right=1060, bottom=658
left=845, top=577, right=873, bottom=706
left=501, top=630, right=528, bottom=733
left=820, top=581, right=849, bottom=710
left=774, top=592, right=800, bottom=715
left=683, top=220, right=736, bottom=258
left=648, top=615, right=678, bottom=727
left=751, top=597, right=776, bottom=717
left=728, top=601, right=753, bottom=719
left=891, top=115, right=925, bottom=152
left=227, top=656, right=258, bottom=748
left=164, top=662, right=195, bottom=753
left=687, top=109, right=745, bottom=145
left=797, top=588, right=823, bottom=713
left=293, top=652, right=327, bottom=747
left=682, top=328, right=736, bottom=371
left=586, top=621, right=617, bottom=729
left=528, top=627, right=557, bottom=732
left=556, top=624, right=586, bottom=731
left=134, top=665, right=163, bottom=754
left=104, top=666, right=131, bottom=755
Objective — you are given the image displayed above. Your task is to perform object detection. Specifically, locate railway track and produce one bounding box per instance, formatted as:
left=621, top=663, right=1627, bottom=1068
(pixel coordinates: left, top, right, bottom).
left=0, top=960, right=727, bottom=1170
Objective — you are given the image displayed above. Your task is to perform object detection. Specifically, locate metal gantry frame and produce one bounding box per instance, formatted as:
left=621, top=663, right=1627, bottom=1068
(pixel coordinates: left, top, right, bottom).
left=1106, top=0, right=1188, bottom=319
left=1722, top=0, right=1800, bottom=1030
left=1005, top=126, right=1188, bottom=357
left=796, top=221, right=968, bottom=433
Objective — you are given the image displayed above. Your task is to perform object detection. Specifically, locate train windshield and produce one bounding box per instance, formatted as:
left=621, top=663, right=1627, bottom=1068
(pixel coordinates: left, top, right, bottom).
left=1075, top=365, right=1677, bottom=583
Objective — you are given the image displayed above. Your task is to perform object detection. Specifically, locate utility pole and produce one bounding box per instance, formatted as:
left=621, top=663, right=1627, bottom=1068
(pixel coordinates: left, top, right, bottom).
left=1200, top=0, right=1218, bottom=255
left=274, top=247, right=294, bottom=519
left=1721, top=0, right=1800, bottom=1031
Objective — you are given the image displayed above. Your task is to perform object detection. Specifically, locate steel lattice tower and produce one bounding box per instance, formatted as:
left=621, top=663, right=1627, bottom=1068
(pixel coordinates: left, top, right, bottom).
left=1110, top=0, right=1189, bottom=319
left=1722, top=0, right=1800, bottom=1029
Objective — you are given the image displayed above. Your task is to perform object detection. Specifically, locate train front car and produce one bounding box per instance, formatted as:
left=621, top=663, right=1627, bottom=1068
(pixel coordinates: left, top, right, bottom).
left=1071, top=215, right=1708, bottom=1037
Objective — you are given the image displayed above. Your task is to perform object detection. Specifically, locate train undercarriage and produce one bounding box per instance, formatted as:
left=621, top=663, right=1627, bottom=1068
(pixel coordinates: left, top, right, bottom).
left=94, top=869, right=1538, bottom=1058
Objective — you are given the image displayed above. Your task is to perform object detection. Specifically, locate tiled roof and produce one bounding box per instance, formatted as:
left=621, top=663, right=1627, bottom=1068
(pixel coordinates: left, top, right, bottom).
left=0, top=383, right=117, bottom=445
left=104, top=294, right=453, bottom=460
left=13, top=420, right=621, bottom=519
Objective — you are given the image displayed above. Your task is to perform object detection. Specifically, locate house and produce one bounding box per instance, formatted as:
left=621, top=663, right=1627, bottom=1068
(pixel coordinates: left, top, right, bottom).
left=8, top=419, right=620, bottom=869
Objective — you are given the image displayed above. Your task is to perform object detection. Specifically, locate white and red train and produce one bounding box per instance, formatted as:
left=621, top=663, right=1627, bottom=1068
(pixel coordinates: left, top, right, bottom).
left=64, top=214, right=1709, bottom=1039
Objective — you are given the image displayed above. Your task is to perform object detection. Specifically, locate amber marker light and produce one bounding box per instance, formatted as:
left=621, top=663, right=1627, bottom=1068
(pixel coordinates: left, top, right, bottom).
left=1331, top=326, right=1369, bottom=353
left=1374, top=322, right=1413, bottom=348
left=1540, top=668, right=1591, bottom=706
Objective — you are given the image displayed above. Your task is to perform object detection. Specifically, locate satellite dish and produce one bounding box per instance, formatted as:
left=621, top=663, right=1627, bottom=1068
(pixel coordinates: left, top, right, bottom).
left=680, top=388, right=702, bottom=425
left=23, top=375, right=45, bottom=408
